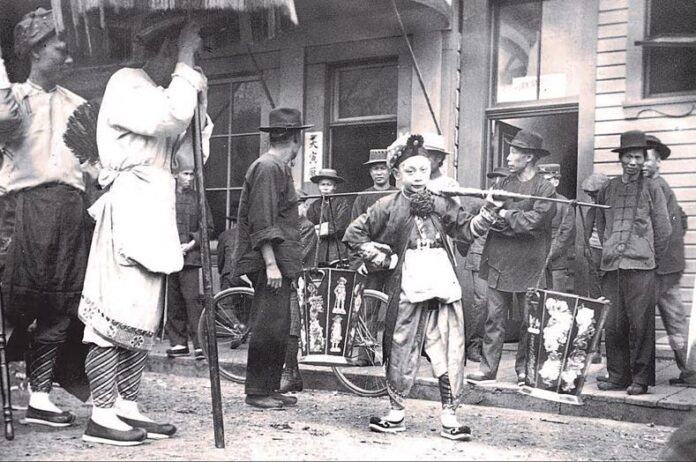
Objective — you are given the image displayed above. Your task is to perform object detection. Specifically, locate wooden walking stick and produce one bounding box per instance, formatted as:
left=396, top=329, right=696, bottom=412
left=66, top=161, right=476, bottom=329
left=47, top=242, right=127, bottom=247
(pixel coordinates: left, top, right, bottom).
left=192, top=102, right=225, bottom=448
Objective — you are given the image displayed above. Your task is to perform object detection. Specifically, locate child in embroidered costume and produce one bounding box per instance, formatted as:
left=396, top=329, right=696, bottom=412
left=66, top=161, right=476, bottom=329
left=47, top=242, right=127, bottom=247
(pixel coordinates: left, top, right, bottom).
left=343, top=134, right=505, bottom=441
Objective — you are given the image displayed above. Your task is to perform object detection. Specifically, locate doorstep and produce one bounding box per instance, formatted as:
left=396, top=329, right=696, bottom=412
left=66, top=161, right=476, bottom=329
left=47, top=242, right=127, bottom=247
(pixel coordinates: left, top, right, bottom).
left=147, top=340, right=694, bottom=428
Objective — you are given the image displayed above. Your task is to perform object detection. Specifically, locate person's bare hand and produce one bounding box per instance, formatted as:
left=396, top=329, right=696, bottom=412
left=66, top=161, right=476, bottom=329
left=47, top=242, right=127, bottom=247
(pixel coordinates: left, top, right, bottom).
left=484, top=191, right=505, bottom=213
left=177, top=21, right=202, bottom=66
left=266, top=263, right=282, bottom=290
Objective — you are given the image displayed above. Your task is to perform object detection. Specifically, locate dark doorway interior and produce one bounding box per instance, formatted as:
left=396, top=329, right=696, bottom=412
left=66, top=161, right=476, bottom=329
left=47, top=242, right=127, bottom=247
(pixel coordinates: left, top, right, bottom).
left=329, top=122, right=397, bottom=194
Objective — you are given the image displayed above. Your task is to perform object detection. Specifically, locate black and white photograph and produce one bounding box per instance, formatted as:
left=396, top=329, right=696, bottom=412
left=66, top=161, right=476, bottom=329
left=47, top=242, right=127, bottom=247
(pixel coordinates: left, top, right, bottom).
left=0, top=0, right=695, bottom=460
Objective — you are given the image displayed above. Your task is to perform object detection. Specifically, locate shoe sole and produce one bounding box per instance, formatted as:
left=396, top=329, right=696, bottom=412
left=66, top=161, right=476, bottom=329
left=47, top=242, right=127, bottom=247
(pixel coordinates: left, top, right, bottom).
left=146, top=432, right=172, bottom=440
left=244, top=403, right=284, bottom=410
left=369, top=423, right=406, bottom=434
left=24, top=417, right=74, bottom=428
left=440, top=431, right=471, bottom=441
left=82, top=434, right=145, bottom=446
left=466, top=378, right=496, bottom=385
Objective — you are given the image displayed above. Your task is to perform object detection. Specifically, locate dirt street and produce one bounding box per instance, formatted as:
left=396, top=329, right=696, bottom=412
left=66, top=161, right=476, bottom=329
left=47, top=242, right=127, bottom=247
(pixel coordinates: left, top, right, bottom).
left=3, top=372, right=674, bottom=460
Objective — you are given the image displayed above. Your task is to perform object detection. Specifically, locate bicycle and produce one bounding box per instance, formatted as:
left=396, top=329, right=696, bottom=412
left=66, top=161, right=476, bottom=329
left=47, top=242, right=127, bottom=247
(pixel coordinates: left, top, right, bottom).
left=197, top=285, right=388, bottom=397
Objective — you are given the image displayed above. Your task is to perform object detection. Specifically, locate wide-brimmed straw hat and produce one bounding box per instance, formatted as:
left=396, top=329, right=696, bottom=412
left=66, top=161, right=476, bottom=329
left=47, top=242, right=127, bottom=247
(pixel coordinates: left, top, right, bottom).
left=507, top=130, right=550, bottom=158
left=310, top=168, right=344, bottom=184
left=259, top=108, right=313, bottom=132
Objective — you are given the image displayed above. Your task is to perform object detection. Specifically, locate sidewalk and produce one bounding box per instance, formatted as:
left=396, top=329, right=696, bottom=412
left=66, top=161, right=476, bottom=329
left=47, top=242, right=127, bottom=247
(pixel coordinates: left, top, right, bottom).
left=147, top=340, right=694, bottom=427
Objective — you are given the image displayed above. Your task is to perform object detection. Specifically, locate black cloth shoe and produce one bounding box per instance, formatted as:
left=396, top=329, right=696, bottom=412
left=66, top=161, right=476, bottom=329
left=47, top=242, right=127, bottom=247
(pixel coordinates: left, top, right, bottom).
left=627, top=383, right=648, bottom=395
left=368, top=416, right=405, bottom=434
left=596, top=375, right=609, bottom=382
left=597, top=381, right=628, bottom=391
left=441, top=424, right=472, bottom=441
left=117, top=415, right=177, bottom=439
left=25, top=406, right=76, bottom=427
left=166, top=346, right=190, bottom=358
left=245, top=395, right=284, bottom=409
left=82, top=419, right=147, bottom=446
left=271, top=393, right=297, bottom=407
left=466, top=372, right=496, bottom=385
left=669, top=377, right=696, bottom=388
left=279, top=368, right=303, bottom=393
left=194, top=348, right=205, bottom=360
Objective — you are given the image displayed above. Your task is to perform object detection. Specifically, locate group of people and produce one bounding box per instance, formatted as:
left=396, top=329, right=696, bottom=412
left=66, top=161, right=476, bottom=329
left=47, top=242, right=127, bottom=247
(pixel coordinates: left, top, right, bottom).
left=0, top=6, right=694, bottom=448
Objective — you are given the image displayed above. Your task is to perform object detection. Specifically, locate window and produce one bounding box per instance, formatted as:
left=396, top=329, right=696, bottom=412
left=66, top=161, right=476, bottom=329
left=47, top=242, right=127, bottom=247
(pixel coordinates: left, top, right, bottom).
left=493, top=0, right=584, bottom=104
left=333, top=63, right=399, bottom=121
left=637, top=0, right=696, bottom=97
left=205, top=79, right=266, bottom=237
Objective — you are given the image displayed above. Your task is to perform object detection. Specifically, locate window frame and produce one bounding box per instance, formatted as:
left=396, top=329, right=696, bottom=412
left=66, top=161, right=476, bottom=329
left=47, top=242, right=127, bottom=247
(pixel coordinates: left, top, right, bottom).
left=624, top=0, right=696, bottom=116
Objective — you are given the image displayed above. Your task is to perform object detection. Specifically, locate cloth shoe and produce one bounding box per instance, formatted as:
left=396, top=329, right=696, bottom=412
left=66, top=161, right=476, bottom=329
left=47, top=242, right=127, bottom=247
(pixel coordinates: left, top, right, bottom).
left=597, top=375, right=609, bottom=382
left=271, top=393, right=297, bottom=407
left=669, top=377, right=696, bottom=388
left=25, top=406, right=76, bottom=427
left=245, top=395, right=284, bottom=409
left=627, top=383, right=648, bottom=395
left=597, top=381, right=628, bottom=391
left=368, top=416, right=406, bottom=434
left=517, top=373, right=526, bottom=387
left=166, top=345, right=190, bottom=358
left=82, top=418, right=147, bottom=446
left=279, top=367, right=303, bottom=393
left=466, top=372, right=496, bottom=385
left=117, top=415, right=177, bottom=439
left=194, top=348, right=205, bottom=360
left=441, top=424, right=472, bottom=441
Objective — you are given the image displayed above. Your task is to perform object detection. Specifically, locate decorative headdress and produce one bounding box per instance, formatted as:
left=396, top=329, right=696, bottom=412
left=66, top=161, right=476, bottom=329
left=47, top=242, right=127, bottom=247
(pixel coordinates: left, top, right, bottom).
left=386, top=133, right=429, bottom=169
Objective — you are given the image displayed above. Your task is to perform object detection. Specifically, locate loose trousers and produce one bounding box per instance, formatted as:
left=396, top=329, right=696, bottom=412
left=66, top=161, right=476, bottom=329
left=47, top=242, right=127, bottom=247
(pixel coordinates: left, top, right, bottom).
left=602, top=269, right=656, bottom=386
left=244, top=271, right=291, bottom=396
left=479, top=288, right=528, bottom=378
left=166, top=267, right=203, bottom=349
left=657, top=272, right=696, bottom=382
left=463, top=270, right=487, bottom=353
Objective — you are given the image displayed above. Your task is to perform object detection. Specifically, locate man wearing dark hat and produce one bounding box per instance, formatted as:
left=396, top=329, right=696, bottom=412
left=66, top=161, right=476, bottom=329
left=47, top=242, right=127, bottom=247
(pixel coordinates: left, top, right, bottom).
left=233, top=107, right=310, bottom=409
left=306, top=168, right=352, bottom=266
left=0, top=8, right=91, bottom=428
left=350, top=149, right=397, bottom=221
left=539, top=163, right=576, bottom=292
left=165, top=160, right=214, bottom=360
left=463, top=167, right=509, bottom=363
left=467, top=130, right=556, bottom=386
left=595, top=129, right=671, bottom=395
left=642, top=135, right=696, bottom=387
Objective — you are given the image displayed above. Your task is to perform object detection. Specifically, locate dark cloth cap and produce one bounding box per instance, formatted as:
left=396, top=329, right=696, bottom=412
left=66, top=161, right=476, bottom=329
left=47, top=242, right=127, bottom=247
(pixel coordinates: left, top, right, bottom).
left=310, top=168, right=344, bottom=184
left=14, top=8, right=56, bottom=58
left=538, top=163, right=561, bottom=178
left=646, top=134, right=671, bottom=159
left=612, top=130, right=649, bottom=153
left=507, top=130, right=550, bottom=157
left=364, top=149, right=388, bottom=166
left=486, top=167, right=511, bottom=179
left=259, top=107, right=313, bottom=132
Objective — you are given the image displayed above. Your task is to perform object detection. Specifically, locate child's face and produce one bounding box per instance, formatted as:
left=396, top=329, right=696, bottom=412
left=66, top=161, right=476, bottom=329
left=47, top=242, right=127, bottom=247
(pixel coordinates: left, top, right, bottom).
left=395, top=155, right=431, bottom=192
left=318, top=179, right=336, bottom=195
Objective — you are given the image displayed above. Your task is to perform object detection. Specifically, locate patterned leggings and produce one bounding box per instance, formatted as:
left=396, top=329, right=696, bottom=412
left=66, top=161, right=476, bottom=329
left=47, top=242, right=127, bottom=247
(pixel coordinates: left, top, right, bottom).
left=29, top=344, right=59, bottom=393
left=85, top=345, right=148, bottom=408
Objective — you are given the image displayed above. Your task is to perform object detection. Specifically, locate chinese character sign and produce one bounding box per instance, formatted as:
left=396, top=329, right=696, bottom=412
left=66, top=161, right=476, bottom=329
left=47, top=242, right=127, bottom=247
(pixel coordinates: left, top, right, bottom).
left=303, top=131, right=323, bottom=183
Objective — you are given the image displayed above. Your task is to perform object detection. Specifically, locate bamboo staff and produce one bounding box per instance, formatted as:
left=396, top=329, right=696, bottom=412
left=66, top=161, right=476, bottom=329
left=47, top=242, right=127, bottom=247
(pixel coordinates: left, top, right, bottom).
left=0, top=287, right=14, bottom=441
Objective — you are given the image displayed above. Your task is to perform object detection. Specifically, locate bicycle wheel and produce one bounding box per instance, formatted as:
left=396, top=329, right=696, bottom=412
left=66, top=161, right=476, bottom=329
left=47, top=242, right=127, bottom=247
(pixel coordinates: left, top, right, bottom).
left=197, top=286, right=255, bottom=384
left=331, top=289, right=389, bottom=397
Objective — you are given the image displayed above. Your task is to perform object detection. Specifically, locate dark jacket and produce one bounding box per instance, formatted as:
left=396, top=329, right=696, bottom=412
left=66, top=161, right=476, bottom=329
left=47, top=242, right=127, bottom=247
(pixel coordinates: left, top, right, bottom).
left=547, top=193, right=576, bottom=270
left=306, top=195, right=352, bottom=265
left=232, top=152, right=302, bottom=279
left=479, top=173, right=556, bottom=292
left=176, top=188, right=214, bottom=267
left=596, top=175, right=671, bottom=272
left=653, top=176, right=687, bottom=275
left=350, top=185, right=399, bottom=221
left=217, top=226, right=237, bottom=278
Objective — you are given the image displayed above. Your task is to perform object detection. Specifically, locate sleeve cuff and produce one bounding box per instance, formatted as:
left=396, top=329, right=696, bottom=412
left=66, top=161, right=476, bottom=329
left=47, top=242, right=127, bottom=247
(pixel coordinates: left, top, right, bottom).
left=172, top=63, right=204, bottom=92
left=250, top=226, right=285, bottom=250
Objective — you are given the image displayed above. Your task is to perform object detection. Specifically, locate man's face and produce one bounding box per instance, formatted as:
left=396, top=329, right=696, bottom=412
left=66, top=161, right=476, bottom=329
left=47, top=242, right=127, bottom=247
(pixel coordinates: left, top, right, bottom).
left=642, top=148, right=661, bottom=178
left=542, top=173, right=560, bottom=188
left=507, top=147, right=534, bottom=174
left=620, top=148, right=645, bottom=177
left=32, top=35, right=72, bottom=78
left=395, top=155, right=431, bottom=192
left=318, top=179, right=336, bottom=195
left=425, top=150, right=445, bottom=175
left=176, top=170, right=195, bottom=190
left=369, top=164, right=389, bottom=187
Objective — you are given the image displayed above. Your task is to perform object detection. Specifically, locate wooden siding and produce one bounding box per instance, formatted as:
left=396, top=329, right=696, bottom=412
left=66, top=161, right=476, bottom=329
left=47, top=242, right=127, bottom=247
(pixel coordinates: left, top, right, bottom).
left=594, top=0, right=696, bottom=352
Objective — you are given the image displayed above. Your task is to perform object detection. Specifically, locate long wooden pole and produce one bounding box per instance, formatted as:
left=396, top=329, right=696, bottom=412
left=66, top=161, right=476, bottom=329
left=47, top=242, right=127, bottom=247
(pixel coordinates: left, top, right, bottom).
left=192, top=104, right=225, bottom=448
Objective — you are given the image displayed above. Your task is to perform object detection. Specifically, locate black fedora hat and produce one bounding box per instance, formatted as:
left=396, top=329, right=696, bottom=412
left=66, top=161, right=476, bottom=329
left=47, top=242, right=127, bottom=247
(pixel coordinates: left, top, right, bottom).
left=259, top=108, right=313, bottom=132
left=486, top=167, right=511, bottom=179
left=507, top=130, right=550, bottom=157
left=310, top=168, right=345, bottom=184
left=645, top=134, right=671, bottom=159
left=611, top=130, right=650, bottom=153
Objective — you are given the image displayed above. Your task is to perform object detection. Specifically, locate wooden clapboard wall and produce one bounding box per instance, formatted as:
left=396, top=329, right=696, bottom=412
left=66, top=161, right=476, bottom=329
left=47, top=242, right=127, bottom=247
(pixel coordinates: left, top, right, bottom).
left=592, top=0, right=696, bottom=354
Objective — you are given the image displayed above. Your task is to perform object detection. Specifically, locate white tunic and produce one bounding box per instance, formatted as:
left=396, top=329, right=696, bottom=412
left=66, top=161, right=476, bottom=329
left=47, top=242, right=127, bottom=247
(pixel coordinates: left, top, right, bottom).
left=80, top=63, right=209, bottom=350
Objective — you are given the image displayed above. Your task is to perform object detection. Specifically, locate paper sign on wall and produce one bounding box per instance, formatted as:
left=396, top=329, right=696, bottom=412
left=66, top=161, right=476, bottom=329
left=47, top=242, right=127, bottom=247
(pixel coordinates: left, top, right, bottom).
left=304, top=131, right=323, bottom=182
